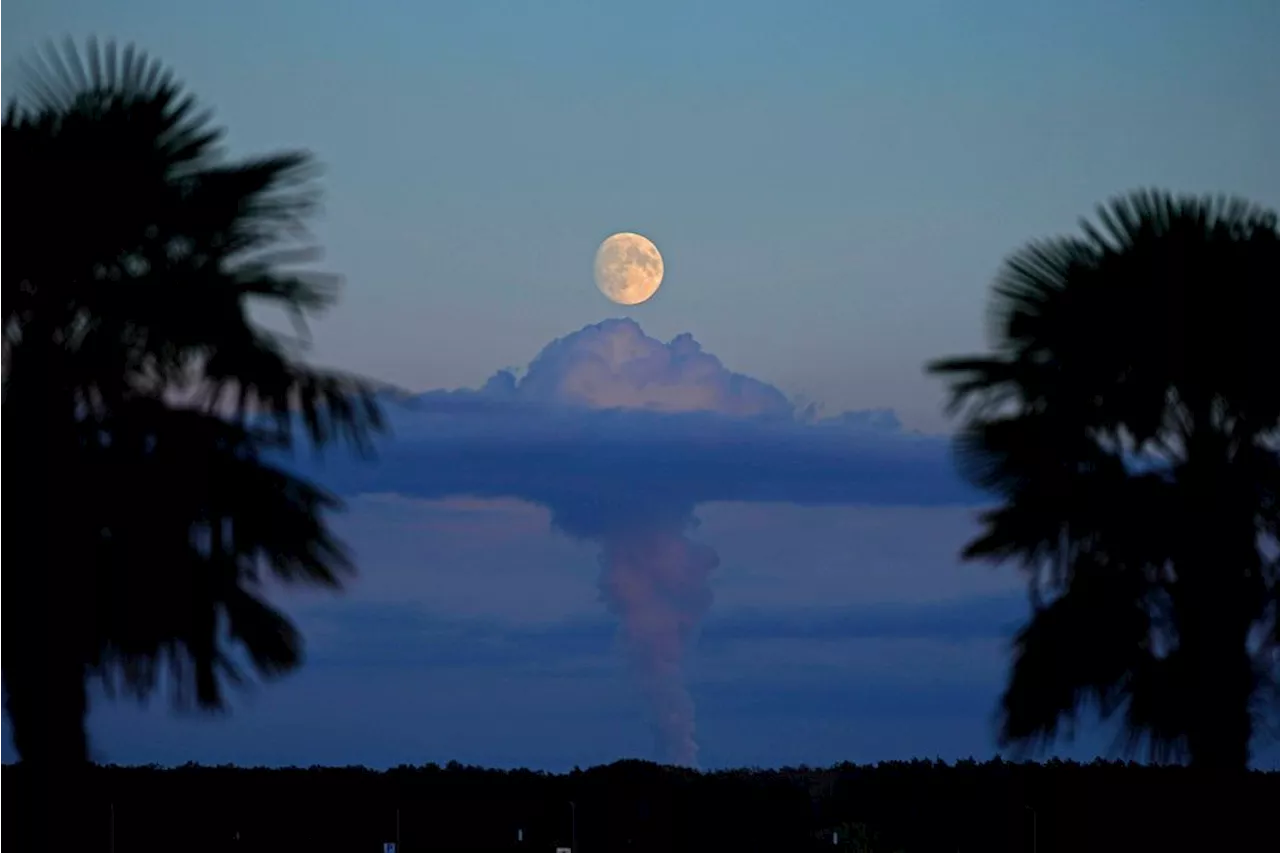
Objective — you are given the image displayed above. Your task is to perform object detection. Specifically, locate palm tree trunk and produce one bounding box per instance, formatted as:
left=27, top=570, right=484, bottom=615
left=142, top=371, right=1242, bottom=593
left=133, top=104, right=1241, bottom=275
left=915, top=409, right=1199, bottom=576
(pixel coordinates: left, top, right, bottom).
left=2, top=506, right=95, bottom=852
left=1182, top=627, right=1253, bottom=772
left=2, top=651, right=92, bottom=850
left=1179, top=615, right=1254, bottom=852
left=2, top=345, right=96, bottom=851
left=1177, top=553, right=1254, bottom=772
left=1175, top=432, right=1257, bottom=774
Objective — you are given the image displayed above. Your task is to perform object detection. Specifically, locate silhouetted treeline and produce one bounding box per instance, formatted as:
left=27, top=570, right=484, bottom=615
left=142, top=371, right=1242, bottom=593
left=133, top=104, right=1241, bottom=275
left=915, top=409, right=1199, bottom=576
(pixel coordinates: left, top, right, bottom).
left=3, top=757, right=1275, bottom=852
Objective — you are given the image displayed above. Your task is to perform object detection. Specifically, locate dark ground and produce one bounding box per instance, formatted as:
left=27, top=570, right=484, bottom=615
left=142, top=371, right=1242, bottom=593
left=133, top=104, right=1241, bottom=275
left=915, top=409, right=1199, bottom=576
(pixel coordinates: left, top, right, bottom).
left=2, top=757, right=1274, bottom=852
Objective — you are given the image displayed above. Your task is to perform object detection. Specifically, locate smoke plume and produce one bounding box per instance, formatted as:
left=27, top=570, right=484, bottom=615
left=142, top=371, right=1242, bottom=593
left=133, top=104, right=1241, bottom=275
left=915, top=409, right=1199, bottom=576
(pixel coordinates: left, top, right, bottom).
left=303, top=319, right=978, bottom=765
left=598, top=522, right=717, bottom=766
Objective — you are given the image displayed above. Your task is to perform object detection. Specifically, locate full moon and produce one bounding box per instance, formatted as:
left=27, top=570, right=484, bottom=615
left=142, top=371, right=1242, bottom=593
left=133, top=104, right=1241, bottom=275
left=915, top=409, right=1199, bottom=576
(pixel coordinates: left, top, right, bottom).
left=593, top=232, right=664, bottom=305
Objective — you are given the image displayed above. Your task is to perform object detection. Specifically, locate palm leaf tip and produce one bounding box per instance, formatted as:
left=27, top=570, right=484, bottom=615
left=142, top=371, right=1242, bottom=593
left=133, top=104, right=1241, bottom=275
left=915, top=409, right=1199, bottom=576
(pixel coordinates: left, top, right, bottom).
left=13, top=37, right=169, bottom=115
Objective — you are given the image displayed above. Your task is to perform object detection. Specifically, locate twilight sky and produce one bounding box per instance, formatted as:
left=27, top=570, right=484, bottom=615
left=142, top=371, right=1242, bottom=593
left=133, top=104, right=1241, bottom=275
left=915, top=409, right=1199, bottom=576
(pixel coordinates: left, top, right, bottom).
left=3, top=0, right=1279, bottom=769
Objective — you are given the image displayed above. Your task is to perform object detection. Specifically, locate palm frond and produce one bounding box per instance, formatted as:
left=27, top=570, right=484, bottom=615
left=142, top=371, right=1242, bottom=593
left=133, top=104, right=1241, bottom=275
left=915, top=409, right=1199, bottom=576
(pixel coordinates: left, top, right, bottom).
left=987, top=237, right=1099, bottom=355
left=1114, top=649, right=1188, bottom=763
left=8, top=38, right=219, bottom=171
left=998, top=552, right=1160, bottom=753
left=4, top=37, right=392, bottom=454
left=198, top=335, right=389, bottom=455
left=1081, top=189, right=1276, bottom=256
left=4, top=39, right=221, bottom=351
left=86, top=398, right=351, bottom=710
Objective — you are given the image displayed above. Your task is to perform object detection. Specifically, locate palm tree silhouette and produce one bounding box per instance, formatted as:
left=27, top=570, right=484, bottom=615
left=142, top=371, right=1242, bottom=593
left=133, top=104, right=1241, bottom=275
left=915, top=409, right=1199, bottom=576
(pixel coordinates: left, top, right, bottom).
left=2, top=38, right=388, bottom=846
left=929, top=189, right=1279, bottom=771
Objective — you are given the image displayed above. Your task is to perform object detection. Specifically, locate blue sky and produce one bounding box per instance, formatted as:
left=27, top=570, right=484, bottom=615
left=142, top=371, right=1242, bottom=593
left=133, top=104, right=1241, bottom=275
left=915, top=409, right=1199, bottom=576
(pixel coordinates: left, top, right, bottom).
left=6, top=0, right=1278, bottom=429
left=3, top=1, right=1279, bottom=769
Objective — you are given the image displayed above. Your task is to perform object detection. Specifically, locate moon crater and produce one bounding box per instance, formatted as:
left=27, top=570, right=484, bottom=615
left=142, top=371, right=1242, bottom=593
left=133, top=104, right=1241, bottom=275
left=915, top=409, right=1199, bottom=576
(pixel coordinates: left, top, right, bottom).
left=594, top=232, right=664, bottom=305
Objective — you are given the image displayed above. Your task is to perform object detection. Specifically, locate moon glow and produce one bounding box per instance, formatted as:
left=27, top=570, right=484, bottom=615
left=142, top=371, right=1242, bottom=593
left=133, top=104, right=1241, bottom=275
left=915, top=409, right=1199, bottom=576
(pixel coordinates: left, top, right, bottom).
left=594, top=232, right=664, bottom=305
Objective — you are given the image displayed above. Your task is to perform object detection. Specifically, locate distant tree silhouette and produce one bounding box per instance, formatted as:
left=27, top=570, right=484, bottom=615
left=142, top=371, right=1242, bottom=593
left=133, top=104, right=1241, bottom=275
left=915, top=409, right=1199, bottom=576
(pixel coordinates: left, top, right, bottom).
left=929, top=189, right=1280, bottom=771
left=2, top=38, right=386, bottom=848
left=3, top=758, right=1276, bottom=852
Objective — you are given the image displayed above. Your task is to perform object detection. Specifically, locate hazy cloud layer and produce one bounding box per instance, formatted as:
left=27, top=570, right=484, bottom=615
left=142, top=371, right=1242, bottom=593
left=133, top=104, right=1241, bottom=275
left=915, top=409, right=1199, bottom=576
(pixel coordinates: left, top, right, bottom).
left=308, top=497, right=1010, bottom=626
left=290, top=594, right=1027, bottom=671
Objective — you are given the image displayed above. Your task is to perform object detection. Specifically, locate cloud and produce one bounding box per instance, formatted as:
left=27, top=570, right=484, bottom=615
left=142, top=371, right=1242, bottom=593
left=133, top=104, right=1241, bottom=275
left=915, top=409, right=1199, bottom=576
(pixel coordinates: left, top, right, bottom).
left=301, top=319, right=977, bottom=519
left=287, top=319, right=978, bottom=767
left=481, top=317, right=792, bottom=416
